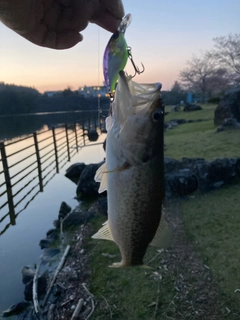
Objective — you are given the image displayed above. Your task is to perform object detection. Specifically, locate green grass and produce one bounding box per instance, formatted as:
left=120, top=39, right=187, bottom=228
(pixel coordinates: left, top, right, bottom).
left=164, top=104, right=240, bottom=160
left=165, top=104, right=216, bottom=121
left=87, top=103, right=240, bottom=319
left=181, top=184, right=240, bottom=311
left=88, top=222, right=175, bottom=319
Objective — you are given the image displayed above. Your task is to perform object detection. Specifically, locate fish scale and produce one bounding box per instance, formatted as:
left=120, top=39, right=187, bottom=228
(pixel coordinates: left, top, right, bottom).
left=108, top=157, right=163, bottom=265
left=93, top=71, right=169, bottom=267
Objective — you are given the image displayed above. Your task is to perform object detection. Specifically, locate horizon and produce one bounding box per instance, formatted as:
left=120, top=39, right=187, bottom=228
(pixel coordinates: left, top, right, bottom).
left=0, top=0, right=239, bottom=93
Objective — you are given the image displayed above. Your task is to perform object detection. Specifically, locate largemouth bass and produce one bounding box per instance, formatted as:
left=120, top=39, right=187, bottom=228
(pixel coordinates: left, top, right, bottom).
left=93, top=71, right=168, bottom=267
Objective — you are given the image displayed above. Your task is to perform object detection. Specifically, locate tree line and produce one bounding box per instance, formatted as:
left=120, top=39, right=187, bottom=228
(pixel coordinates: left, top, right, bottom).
left=179, top=33, right=240, bottom=103
left=0, top=83, right=109, bottom=115
left=1, top=33, right=239, bottom=114
left=0, top=83, right=40, bottom=115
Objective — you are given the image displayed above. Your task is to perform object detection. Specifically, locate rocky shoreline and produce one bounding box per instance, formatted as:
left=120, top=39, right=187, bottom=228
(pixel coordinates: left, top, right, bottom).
left=2, top=152, right=240, bottom=319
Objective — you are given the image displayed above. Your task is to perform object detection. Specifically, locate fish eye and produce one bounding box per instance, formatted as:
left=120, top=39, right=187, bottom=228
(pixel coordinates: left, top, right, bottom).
left=152, top=110, right=162, bottom=122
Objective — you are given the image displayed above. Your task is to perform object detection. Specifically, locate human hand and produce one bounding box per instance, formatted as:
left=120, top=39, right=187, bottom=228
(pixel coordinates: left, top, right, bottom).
left=0, top=0, right=124, bottom=49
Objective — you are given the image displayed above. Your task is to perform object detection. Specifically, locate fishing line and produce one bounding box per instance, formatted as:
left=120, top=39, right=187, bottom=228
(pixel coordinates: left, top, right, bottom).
left=97, top=26, right=103, bottom=129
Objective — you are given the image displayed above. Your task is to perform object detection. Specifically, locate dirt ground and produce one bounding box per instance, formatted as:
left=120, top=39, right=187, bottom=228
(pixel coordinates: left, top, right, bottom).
left=40, top=199, right=239, bottom=320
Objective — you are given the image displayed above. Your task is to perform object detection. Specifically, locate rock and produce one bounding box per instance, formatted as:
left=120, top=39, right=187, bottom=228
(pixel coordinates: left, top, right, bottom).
left=236, top=158, right=240, bottom=178
left=164, top=157, right=182, bottom=173
left=46, top=228, right=59, bottom=241
left=165, top=169, right=198, bottom=197
left=65, top=163, right=86, bottom=183
left=216, top=117, right=240, bottom=132
left=164, top=157, right=240, bottom=196
left=164, top=119, right=205, bottom=130
left=76, top=162, right=104, bottom=199
left=39, top=239, right=54, bottom=249
left=24, top=280, right=34, bottom=301
left=214, top=86, right=240, bottom=126
left=17, top=308, right=36, bottom=320
left=54, top=211, right=94, bottom=229
left=171, top=105, right=180, bottom=112
left=24, top=273, right=47, bottom=301
left=97, top=196, right=108, bottom=216
left=181, top=157, right=205, bottom=167
left=22, top=266, right=35, bottom=285
left=183, top=103, right=202, bottom=112
left=62, top=266, right=77, bottom=281
left=174, top=119, right=188, bottom=125
left=40, top=248, right=61, bottom=262
left=187, top=158, right=238, bottom=192
left=87, top=129, right=99, bottom=141
left=2, top=301, right=32, bottom=317
left=58, top=201, right=72, bottom=220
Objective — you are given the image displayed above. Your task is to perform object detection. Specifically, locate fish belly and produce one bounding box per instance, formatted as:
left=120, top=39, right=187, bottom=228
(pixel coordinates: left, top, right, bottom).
left=107, top=155, right=163, bottom=266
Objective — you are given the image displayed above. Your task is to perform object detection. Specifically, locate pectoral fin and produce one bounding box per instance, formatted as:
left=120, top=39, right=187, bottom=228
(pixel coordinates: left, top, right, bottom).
left=92, top=221, right=114, bottom=242
left=150, top=215, right=172, bottom=248
left=94, top=162, right=108, bottom=193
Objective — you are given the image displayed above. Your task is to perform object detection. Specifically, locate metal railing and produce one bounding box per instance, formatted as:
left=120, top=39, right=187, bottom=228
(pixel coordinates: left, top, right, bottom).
left=0, top=115, right=106, bottom=236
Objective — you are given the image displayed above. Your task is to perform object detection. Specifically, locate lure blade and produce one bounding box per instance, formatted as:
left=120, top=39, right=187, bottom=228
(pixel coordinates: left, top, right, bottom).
left=118, top=13, right=132, bottom=33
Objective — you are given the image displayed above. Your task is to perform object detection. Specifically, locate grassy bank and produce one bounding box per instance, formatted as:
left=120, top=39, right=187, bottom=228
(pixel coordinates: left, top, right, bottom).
left=181, top=184, right=240, bottom=313
left=88, top=232, right=175, bottom=319
left=87, top=104, right=240, bottom=319
left=164, top=104, right=240, bottom=160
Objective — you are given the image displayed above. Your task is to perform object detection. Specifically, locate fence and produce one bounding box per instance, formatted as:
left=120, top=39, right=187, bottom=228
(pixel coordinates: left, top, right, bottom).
left=0, top=115, right=106, bottom=236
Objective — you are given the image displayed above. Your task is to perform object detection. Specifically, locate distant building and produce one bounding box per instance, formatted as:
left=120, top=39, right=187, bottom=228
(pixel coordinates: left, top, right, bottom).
left=44, top=91, right=62, bottom=97
left=187, top=92, right=193, bottom=104
left=78, top=86, right=108, bottom=98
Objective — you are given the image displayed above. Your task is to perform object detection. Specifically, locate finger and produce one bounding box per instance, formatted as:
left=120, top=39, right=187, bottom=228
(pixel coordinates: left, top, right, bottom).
left=57, top=2, right=89, bottom=32
left=26, top=26, right=83, bottom=49
left=44, top=1, right=61, bottom=30
left=99, top=0, right=125, bottom=19
left=91, top=9, right=122, bottom=33
left=41, top=30, right=83, bottom=49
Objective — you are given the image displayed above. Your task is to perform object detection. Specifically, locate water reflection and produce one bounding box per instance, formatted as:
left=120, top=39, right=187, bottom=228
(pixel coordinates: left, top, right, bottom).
left=0, top=112, right=106, bottom=236
left=0, top=139, right=106, bottom=312
left=0, top=110, right=108, bottom=141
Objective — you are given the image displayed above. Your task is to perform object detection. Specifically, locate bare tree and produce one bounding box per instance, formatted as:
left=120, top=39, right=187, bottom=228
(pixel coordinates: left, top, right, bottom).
left=179, top=53, right=229, bottom=102
left=209, top=34, right=240, bottom=77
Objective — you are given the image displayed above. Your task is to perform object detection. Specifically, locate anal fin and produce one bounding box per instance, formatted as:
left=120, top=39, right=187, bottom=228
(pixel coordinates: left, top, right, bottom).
left=92, top=221, right=114, bottom=242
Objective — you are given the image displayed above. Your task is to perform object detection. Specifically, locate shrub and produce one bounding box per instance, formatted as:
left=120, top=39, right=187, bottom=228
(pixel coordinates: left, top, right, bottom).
left=207, top=96, right=221, bottom=104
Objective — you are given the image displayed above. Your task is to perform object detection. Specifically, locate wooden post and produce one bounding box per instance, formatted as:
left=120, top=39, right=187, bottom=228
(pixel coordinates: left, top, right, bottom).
left=0, top=142, right=16, bottom=225
left=82, top=119, right=86, bottom=146
left=52, top=127, right=59, bottom=173
left=65, top=123, right=70, bottom=161
left=33, top=132, right=43, bottom=192
left=99, top=116, right=102, bottom=132
left=74, top=121, right=79, bottom=152
left=94, top=116, right=97, bottom=130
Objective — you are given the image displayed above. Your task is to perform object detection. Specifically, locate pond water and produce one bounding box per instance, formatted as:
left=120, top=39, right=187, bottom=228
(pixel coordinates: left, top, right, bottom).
left=0, top=112, right=106, bottom=313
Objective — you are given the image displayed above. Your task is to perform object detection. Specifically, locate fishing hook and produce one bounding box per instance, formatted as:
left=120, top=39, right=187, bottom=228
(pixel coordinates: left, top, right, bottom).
left=127, top=47, right=145, bottom=78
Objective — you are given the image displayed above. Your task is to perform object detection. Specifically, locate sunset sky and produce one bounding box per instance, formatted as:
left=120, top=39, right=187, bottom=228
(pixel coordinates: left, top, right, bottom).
left=0, top=0, right=239, bottom=93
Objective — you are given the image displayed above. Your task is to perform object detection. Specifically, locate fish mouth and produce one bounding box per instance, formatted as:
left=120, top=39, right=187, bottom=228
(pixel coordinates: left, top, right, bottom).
left=118, top=70, right=162, bottom=99
left=112, top=70, right=163, bottom=132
